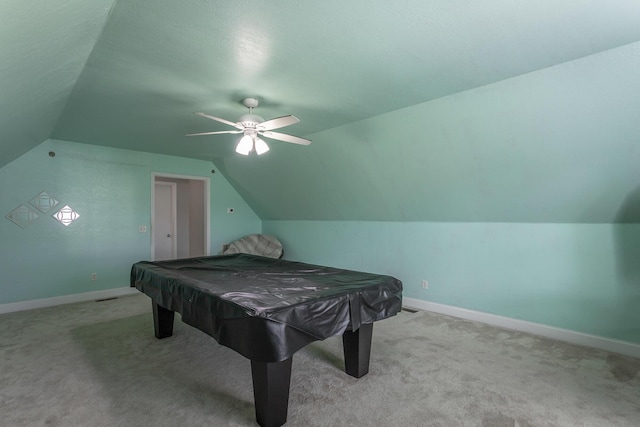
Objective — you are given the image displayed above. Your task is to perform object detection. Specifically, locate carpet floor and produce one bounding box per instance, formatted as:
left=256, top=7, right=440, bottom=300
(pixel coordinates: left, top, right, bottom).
left=1, top=294, right=639, bottom=426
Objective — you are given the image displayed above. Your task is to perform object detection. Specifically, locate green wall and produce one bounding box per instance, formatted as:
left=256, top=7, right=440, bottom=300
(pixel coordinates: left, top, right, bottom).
left=263, top=220, right=640, bottom=345
left=0, top=139, right=260, bottom=304
left=3, top=139, right=640, bottom=348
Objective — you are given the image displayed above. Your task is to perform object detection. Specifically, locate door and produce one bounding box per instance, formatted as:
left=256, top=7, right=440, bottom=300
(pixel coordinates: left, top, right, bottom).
left=154, top=182, right=177, bottom=261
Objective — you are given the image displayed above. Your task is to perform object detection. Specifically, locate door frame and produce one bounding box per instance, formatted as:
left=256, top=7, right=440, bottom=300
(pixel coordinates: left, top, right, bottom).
left=151, top=172, right=211, bottom=260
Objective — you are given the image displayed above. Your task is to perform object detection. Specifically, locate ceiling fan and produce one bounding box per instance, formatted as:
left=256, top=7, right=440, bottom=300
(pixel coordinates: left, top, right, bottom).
left=186, top=97, right=311, bottom=155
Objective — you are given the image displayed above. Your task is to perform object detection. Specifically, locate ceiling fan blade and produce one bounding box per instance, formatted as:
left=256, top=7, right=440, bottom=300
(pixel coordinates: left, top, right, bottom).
left=261, top=131, right=312, bottom=145
left=185, top=130, right=242, bottom=136
left=194, top=112, right=243, bottom=129
left=258, top=115, right=300, bottom=131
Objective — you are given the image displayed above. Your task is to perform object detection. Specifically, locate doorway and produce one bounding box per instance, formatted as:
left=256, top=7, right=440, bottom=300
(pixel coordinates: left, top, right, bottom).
left=152, top=173, right=210, bottom=261
left=153, top=181, right=177, bottom=260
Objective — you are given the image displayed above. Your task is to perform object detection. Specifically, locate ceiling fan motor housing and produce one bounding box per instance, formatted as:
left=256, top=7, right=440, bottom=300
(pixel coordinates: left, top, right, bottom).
left=238, top=114, right=264, bottom=128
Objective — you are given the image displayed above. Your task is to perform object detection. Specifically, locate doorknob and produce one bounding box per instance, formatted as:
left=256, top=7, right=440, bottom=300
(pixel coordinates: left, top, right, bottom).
left=166, top=234, right=171, bottom=237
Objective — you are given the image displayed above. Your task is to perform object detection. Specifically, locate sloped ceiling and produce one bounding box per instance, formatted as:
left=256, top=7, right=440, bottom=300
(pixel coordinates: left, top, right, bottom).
left=2, top=1, right=640, bottom=222
left=0, top=0, right=116, bottom=164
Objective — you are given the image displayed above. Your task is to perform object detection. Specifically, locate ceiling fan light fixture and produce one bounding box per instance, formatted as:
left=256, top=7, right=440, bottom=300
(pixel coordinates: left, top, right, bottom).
left=190, top=97, right=312, bottom=155
left=236, top=135, right=253, bottom=155
left=254, top=137, right=269, bottom=155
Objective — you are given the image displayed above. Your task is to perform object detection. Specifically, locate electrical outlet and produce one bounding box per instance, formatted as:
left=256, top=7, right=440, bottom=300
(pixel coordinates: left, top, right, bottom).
left=421, top=279, right=428, bottom=289
left=91, top=273, right=98, bottom=281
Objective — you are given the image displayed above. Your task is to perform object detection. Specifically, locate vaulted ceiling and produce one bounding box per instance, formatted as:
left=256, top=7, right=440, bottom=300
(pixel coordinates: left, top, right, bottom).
left=3, top=1, right=640, bottom=222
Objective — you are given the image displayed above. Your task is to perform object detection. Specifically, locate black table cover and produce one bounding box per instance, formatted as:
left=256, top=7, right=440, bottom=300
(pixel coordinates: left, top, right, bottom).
left=130, top=254, right=402, bottom=362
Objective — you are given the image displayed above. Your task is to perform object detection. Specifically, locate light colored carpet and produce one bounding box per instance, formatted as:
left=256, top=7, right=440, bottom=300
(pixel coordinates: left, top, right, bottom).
left=1, top=294, right=639, bottom=426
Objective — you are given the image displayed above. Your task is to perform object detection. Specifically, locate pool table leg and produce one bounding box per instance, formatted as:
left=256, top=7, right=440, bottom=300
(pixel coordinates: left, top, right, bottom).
left=251, top=357, right=293, bottom=427
left=152, top=302, right=174, bottom=339
left=342, top=323, right=373, bottom=378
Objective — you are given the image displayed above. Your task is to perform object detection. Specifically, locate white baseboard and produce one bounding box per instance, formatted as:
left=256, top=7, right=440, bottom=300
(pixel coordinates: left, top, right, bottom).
left=403, top=297, right=640, bottom=359
left=4, top=291, right=639, bottom=358
left=0, top=287, right=139, bottom=315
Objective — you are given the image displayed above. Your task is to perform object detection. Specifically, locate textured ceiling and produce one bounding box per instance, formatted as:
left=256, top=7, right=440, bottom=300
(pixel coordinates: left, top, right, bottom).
left=2, top=1, right=640, bottom=222
left=0, top=0, right=115, bottom=164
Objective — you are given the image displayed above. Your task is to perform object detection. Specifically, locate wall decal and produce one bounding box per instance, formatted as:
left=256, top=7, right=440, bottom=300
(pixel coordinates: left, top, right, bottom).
left=28, top=191, right=59, bottom=214
left=52, top=205, right=80, bottom=227
left=5, top=204, right=40, bottom=229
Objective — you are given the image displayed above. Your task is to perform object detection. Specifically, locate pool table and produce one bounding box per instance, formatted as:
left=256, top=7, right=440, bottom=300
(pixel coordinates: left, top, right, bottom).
left=130, top=254, right=402, bottom=427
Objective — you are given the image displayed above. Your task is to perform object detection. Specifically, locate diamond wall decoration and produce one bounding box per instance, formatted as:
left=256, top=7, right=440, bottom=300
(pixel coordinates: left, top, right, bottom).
left=6, top=190, right=79, bottom=230
left=29, top=191, right=59, bottom=214
left=6, top=204, right=40, bottom=229
left=52, top=205, right=80, bottom=227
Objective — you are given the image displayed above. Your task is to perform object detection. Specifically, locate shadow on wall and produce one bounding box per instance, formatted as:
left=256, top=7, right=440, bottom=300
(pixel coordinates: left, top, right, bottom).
left=614, top=185, right=640, bottom=287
